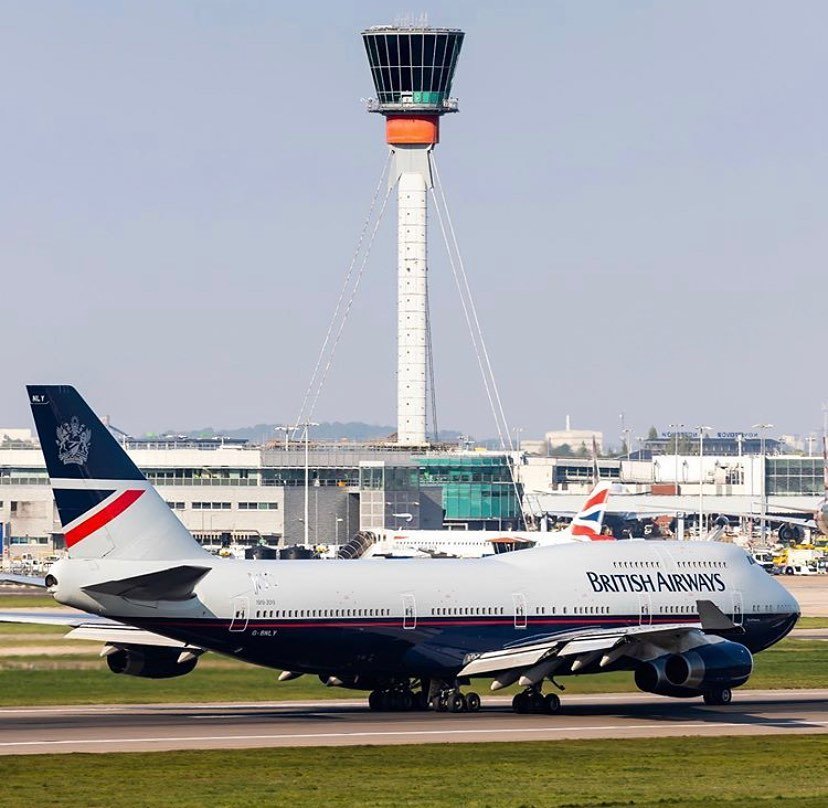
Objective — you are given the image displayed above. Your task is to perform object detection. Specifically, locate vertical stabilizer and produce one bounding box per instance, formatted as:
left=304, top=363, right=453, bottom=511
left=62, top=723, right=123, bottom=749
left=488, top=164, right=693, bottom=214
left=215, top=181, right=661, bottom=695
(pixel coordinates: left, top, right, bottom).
left=570, top=481, right=614, bottom=541
left=27, top=386, right=207, bottom=561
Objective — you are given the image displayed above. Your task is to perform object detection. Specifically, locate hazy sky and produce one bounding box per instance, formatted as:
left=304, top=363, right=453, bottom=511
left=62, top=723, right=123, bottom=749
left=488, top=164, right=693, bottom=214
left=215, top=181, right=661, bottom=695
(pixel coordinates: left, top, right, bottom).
left=1, top=1, right=826, bottom=446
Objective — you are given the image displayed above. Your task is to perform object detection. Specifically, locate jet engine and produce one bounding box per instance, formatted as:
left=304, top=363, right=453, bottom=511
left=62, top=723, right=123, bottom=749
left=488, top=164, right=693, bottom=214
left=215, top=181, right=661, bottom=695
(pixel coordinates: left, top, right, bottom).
left=106, top=647, right=198, bottom=679
left=778, top=523, right=805, bottom=544
left=635, top=640, right=753, bottom=697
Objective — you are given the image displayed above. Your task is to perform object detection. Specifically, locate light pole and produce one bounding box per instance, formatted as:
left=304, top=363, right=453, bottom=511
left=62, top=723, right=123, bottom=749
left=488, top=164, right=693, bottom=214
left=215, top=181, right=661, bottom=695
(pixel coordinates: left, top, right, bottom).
left=512, top=426, right=524, bottom=453
left=274, top=425, right=293, bottom=451
left=301, top=421, right=319, bottom=546
left=669, top=423, right=684, bottom=490
left=753, top=423, right=773, bottom=543
left=697, top=425, right=711, bottom=538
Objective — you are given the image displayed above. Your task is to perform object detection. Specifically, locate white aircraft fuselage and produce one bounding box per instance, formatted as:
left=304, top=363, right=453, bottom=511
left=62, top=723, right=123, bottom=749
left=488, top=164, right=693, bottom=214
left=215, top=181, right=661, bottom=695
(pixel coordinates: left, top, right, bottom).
left=49, top=539, right=797, bottom=683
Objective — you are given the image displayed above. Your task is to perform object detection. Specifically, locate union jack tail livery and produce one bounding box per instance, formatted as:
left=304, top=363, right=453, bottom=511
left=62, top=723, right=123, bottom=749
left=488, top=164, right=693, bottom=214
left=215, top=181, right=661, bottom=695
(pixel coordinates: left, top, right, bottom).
left=570, top=480, right=614, bottom=541
left=27, top=385, right=206, bottom=562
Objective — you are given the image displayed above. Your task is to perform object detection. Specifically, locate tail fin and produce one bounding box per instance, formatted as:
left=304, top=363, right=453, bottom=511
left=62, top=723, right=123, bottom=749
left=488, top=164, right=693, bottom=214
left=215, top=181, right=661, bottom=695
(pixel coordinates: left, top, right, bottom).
left=27, top=385, right=206, bottom=561
left=570, top=481, right=614, bottom=541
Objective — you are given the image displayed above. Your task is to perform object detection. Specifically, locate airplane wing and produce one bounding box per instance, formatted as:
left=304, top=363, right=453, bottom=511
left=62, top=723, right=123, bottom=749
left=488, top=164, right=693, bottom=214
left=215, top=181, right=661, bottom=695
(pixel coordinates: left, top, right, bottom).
left=459, top=599, right=737, bottom=686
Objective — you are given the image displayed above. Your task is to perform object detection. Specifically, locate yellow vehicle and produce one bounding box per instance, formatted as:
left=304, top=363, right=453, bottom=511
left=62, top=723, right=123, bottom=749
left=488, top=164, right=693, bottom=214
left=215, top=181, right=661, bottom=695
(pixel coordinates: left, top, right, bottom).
left=772, top=545, right=821, bottom=575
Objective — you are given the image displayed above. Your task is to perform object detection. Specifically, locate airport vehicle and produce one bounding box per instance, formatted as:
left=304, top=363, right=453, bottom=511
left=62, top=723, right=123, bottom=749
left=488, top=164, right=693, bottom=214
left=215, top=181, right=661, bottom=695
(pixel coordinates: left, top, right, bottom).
left=0, top=387, right=800, bottom=714
left=772, top=545, right=822, bottom=576
left=359, top=482, right=615, bottom=559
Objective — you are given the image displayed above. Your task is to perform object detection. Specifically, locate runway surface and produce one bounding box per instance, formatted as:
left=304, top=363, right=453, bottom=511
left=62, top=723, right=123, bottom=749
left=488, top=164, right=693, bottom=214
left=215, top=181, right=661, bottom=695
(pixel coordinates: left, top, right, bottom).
left=0, top=689, right=826, bottom=755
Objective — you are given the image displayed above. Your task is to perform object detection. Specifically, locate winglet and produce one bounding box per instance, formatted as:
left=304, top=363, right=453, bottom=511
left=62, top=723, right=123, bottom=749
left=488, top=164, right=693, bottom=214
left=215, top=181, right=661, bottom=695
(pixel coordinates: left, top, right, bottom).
left=697, top=599, right=737, bottom=631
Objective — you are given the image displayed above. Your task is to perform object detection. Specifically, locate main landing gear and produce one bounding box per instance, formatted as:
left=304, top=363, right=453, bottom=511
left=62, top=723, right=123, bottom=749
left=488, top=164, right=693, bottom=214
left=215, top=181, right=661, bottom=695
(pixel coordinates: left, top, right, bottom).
left=432, top=689, right=482, bottom=714
left=512, top=686, right=562, bottom=715
left=368, top=679, right=482, bottom=713
left=368, top=684, right=429, bottom=712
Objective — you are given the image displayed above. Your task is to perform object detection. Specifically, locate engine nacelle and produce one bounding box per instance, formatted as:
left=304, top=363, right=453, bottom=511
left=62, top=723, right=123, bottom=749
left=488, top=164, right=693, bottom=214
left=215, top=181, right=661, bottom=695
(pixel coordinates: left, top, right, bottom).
left=635, top=640, right=753, bottom=696
left=778, top=523, right=804, bottom=544
left=634, top=656, right=701, bottom=698
left=663, top=640, right=753, bottom=690
left=106, top=647, right=198, bottom=679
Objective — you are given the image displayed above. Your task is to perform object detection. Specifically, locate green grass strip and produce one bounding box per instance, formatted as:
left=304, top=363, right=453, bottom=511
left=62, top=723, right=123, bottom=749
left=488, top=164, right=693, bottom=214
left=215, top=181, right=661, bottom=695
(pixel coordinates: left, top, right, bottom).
left=0, top=638, right=824, bottom=706
left=0, top=735, right=826, bottom=807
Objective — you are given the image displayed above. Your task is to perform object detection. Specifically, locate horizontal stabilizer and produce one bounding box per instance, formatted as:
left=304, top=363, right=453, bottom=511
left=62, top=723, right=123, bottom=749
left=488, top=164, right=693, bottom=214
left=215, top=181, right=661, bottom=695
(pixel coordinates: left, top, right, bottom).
left=0, top=574, right=47, bottom=588
left=65, top=624, right=200, bottom=650
left=697, top=599, right=737, bottom=631
left=82, top=565, right=211, bottom=601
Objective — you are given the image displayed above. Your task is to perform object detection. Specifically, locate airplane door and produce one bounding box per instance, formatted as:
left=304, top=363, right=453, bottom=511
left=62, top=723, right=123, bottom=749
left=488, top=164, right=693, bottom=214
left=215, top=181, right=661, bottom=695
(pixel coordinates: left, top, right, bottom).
left=229, top=596, right=249, bottom=633
left=638, top=593, right=652, bottom=627
left=402, top=593, right=417, bottom=630
left=513, top=593, right=528, bottom=630
left=731, top=591, right=744, bottom=627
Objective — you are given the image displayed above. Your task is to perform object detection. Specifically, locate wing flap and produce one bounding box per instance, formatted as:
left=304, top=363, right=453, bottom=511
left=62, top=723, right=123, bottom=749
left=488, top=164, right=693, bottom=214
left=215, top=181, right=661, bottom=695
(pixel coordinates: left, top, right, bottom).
left=458, top=622, right=706, bottom=678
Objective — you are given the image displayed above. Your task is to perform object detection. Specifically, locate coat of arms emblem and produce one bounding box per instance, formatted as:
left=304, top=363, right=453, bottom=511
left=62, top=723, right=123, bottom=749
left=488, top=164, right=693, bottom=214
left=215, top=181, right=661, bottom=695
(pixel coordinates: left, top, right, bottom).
left=56, top=416, right=92, bottom=466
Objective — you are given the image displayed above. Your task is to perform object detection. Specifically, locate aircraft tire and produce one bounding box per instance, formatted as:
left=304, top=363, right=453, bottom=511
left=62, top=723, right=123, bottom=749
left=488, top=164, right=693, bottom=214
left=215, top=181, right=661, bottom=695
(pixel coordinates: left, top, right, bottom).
left=529, top=691, right=546, bottom=713
left=703, top=687, right=733, bottom=706
left=434, top=694, right=448, bottom=712
left=448, top=692, right=467, bottom=713
left=368, top=690, right=383, bottom=711
left=544, top=693, right=561, bottom=714
left=400, top=690, right=414, bottom=711
left=414, top=690, right=430, bottom=711
left=512, top=692, right=530, bottom=714
left=466, top=691, right=481, bottom=712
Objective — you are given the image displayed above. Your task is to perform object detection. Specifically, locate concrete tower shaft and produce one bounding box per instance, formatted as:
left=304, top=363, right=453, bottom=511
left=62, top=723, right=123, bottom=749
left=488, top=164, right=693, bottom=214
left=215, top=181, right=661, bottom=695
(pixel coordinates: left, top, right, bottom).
left=397, top=170, right=428, bottom=445
left=362, top=25, right=464, bottom=446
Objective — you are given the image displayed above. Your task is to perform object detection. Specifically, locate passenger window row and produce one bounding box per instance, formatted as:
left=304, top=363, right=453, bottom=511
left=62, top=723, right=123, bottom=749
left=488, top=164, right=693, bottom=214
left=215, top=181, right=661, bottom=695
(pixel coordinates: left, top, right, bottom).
left=253, top=608, right=392, bottom=619
left=675, top=560, right=728, bottom=569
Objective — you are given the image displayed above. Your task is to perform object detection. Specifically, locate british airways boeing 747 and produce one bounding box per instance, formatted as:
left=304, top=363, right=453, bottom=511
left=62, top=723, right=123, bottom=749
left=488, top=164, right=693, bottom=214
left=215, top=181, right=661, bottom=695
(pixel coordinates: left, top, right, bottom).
left=0, top=386, right=799, bottom=715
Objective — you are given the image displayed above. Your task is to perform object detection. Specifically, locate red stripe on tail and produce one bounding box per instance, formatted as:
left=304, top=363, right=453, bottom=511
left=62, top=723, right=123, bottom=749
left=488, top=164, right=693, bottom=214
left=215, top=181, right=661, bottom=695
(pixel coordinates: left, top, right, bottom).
left=64, top=489, right=145, bottom=548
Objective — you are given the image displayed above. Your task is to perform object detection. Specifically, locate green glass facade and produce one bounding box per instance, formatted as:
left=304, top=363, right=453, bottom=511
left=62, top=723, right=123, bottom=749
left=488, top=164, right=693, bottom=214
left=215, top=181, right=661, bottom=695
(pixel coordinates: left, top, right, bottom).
left=418, top=455, right=522, bottom=526
left=766, top=457, right=825, bottom=495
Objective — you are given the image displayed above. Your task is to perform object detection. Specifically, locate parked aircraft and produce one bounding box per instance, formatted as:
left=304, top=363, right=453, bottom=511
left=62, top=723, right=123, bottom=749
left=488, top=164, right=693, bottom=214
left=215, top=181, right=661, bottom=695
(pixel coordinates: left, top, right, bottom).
left=0, top=387, right=799, bottom=714
left=359, top=481, right=615, bottom=559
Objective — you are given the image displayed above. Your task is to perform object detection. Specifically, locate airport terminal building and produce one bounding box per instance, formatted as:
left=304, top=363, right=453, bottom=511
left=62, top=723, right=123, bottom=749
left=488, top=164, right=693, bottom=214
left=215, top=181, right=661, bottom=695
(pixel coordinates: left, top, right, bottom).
left=2, top=422, right=826, bottom=562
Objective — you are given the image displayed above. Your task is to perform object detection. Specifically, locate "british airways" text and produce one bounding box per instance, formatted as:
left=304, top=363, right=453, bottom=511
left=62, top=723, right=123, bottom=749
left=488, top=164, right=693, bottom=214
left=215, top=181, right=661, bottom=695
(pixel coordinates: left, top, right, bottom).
left=586, top=570, right=726, bottom=594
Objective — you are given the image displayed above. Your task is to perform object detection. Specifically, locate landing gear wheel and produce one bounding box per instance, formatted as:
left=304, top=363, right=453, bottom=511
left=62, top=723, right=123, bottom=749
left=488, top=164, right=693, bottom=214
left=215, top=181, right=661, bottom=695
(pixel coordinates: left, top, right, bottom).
left=368, top=690, right=383, bottom=711
left=414, top=690, right=430, bottom=711
left=465, top=692, right=481, bottom=712
left=435, top=694, right=448, bottom=712
left=703, top=687, right=733, bottom=706
left=448, top=692, right=467, bottom=713
left=543, top=693, right=561, bottom=714
left=529, top=690, right=546, bottom=713
left=400, top=690, right=414, bottom=711
left=512, top=692, right=530, bottom=714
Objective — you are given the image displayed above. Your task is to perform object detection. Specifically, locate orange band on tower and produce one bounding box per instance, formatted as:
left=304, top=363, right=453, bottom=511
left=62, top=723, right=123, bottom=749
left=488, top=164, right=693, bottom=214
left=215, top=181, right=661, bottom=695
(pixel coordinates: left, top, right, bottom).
left=386, top=116, right=440, bottom=145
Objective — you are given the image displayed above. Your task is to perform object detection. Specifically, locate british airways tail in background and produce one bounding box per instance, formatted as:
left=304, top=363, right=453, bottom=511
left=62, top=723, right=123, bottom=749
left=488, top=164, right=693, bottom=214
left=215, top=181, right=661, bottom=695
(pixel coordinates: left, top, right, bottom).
left=569, top=481, right=614, bottom=541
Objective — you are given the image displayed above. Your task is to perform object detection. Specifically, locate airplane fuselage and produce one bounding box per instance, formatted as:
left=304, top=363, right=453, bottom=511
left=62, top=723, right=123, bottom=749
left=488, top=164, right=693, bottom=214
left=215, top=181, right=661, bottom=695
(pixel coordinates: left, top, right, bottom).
left=51, top=540, right=799, bottom=683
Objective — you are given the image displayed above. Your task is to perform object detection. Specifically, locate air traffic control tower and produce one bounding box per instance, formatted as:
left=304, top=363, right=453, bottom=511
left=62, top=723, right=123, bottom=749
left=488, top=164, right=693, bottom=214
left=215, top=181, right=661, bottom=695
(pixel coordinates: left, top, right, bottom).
left=362, top=25, right=465, bottom=446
